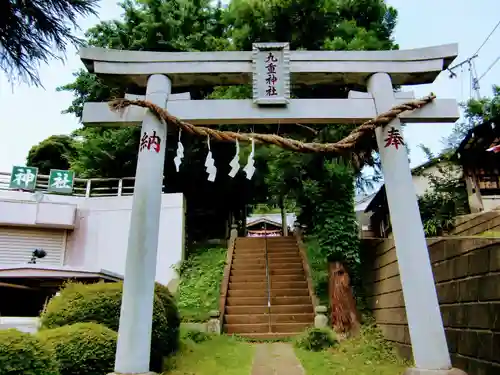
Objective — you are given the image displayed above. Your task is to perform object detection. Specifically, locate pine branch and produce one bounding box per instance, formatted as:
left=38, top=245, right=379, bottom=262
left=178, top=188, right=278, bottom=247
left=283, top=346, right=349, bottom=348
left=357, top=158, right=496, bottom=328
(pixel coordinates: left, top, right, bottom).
left=0, top=0, right=99, bottom=86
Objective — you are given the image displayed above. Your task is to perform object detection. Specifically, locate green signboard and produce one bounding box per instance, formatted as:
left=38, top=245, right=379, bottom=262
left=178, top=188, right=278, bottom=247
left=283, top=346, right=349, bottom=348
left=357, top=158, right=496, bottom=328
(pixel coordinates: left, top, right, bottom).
left=9, top=166, right=38, bottom=191
left=48, top=169, right=75, bottom=194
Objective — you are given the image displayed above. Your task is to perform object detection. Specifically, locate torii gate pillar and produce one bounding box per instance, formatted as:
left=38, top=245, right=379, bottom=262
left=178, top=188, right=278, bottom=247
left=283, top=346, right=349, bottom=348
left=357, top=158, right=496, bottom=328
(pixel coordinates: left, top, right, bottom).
left=368, top=72, right=459, bottom=375
left=113, top=74, right=171, bottom=374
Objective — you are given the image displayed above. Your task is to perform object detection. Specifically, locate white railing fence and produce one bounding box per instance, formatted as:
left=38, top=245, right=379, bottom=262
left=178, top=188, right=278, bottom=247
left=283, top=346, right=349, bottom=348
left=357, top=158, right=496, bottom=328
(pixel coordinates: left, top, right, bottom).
left=0, top=172, right=161, bottom=198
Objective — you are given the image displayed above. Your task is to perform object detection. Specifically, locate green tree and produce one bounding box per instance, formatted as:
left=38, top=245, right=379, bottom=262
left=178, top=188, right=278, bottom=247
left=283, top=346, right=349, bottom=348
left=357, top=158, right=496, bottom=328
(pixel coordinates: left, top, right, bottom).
left=29, top=0, right=398, bottom=244
left=27, top=135, right=77, bottom=174
left=417, top=86, right=500, bottom=236
left=0, top=0, right=98, bottom=86
left=444, top=85, right=500, bottom=150
left=416, top=146, right=469, bottom=236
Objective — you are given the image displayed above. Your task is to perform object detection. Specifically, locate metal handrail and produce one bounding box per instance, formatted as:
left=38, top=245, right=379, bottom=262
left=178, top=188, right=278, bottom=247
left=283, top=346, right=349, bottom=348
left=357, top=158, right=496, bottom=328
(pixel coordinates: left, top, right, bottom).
left=0, top=171, right=166, bottom=198
left=264, top=223, right=271, bottom=333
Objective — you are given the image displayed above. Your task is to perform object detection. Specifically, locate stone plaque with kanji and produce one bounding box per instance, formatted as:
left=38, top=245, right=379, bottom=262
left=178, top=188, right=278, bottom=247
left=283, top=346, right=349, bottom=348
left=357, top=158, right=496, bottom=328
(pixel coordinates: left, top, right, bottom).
left=252, top=42, right=290, bottom=105
left=48, top=169, right=75, bottom=194
left=9, top=166, right=38, bottom=191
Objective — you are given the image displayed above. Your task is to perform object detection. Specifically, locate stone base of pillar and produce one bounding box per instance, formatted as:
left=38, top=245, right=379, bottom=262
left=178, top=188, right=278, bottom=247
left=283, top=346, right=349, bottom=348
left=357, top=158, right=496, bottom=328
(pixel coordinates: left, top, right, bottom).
left=403, top=368, right=467, bottom=375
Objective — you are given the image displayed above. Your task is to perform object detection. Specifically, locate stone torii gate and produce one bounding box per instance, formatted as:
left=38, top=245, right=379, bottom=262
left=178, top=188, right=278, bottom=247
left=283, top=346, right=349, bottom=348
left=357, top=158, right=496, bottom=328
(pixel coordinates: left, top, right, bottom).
left=80, top=43, right=463, bottom=375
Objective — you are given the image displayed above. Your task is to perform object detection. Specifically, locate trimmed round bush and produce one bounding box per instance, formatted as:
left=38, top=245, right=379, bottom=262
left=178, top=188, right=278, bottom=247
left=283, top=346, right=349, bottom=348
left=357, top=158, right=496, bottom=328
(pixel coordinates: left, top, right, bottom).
left=154, top=282, right=181, bottom=351
left=37, top=323, right=116, bottom=375
left=40, top=281, right=180, bottom=372
left=0, top=329, right=59, bottom=375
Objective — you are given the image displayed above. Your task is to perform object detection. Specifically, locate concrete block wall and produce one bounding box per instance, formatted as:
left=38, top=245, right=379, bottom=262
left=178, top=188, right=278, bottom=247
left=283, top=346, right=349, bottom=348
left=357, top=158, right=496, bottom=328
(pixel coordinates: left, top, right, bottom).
left=361, top=237, right=500, bottom=375
left=451, top=210, right=500, bottom=236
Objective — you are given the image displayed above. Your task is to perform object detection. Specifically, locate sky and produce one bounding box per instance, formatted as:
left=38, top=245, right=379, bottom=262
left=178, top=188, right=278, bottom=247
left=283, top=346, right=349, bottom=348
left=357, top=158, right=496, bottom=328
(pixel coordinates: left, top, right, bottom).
left=0, top=0, right=499, bottom=174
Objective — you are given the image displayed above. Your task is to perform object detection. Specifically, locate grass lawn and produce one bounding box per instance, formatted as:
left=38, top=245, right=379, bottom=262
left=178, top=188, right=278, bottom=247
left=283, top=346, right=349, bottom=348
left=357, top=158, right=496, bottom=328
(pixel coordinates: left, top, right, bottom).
left=295, top=325, right=410, bottom=375
left=163, top=334, right=255, bottom=375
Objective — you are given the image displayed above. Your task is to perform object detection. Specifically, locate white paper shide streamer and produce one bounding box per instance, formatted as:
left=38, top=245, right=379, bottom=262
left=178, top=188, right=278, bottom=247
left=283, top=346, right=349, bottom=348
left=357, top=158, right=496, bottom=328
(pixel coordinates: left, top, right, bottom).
left=243, top=138, right=256, bottom=180
left=205, top=136, right=217, bottom=182
left=228, top=140, right=240, bottom=178
left=174, top=130, right=184, bottom=172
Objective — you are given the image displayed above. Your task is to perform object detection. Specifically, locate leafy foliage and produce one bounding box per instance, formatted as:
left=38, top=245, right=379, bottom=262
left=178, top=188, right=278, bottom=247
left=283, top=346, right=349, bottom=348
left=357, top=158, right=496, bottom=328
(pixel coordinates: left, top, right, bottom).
left=26, top=135, right=77, bottom=175
left=418, top=85, right=500, bottom=236
left=294, top=328, right=339, bottom=352
left=444, top=85, right=500, bottom=151
left=26, top=0, right=399, bottom=243
left=181, top=328, right=213, bottom=344
left=416, top=147, right=469, bottom=236
left=0, top=0, right=98, bottom=86
left=40, top=281, right=180, bottom=372
left=295, top=322, right=409, bottom=375
left=176, top=246, right=227, bottom=322
left=37, top=323, right=116, bottom=375
left=299, top=161, right=360, bottom=302
left=0, top=329, right=59, bottom=375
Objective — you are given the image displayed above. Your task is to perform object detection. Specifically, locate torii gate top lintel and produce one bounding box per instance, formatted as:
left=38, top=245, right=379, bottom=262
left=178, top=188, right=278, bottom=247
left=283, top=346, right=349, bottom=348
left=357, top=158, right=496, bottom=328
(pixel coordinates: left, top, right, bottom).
left=79, top=43, right=458, bottom=89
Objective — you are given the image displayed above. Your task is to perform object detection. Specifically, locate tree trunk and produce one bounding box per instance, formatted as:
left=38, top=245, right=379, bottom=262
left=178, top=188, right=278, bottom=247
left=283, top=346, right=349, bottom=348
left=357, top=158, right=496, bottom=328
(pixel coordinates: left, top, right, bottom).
left=328, top=261, right=361, bottom=336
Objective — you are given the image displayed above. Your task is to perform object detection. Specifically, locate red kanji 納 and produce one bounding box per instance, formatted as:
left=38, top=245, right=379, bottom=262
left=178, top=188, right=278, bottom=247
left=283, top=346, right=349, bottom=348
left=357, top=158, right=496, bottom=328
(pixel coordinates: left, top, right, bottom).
left=140, top=130, right=161, bottom=153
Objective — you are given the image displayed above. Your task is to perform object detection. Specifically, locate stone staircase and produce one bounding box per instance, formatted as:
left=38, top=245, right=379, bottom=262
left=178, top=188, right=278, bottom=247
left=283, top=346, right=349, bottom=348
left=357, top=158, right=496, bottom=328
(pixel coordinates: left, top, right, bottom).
left=223, top=236, right=314, bottom=339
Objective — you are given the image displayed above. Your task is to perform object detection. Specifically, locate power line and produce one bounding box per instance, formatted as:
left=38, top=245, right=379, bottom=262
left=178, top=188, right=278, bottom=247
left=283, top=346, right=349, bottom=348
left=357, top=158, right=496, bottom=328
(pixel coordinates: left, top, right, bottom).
left=446, top=19, right=500, bottom=99
left=478, top=54, right=500, bottom=82
left=473, top=19, right=500, bottom=56
left=447, top=55, right=477, bottom=78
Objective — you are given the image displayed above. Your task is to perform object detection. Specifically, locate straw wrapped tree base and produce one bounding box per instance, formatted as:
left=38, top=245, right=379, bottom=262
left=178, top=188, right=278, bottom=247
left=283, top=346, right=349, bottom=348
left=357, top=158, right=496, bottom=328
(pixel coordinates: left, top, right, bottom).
left=328, top=261, right=361, bottom=336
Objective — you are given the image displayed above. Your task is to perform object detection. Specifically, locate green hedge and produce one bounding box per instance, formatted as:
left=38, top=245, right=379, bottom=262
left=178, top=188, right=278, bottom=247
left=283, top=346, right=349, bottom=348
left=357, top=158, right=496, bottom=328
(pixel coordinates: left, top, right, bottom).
left=0, top=329, right=59, bottom=375
left=38, top=323, right=116, bottom=375
left=40, top=281, right=180, bottom=372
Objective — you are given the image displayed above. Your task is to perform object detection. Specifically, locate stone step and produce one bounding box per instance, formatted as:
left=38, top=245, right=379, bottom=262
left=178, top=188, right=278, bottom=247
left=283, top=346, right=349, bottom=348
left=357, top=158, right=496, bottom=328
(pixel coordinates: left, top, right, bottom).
left=225, top=323, right=269, bottom=334
left=227, top=297, right=268, bottom=306
left=226, top=304, right=314, bottom=315
left=231, top=266, right=305, bottom=274
left=232, top=260, right=302, bottom=267
left=225, top=313, right=314, bottom=324
left=225, top=322, right=311, bottom=334
left=229, top=273, right=306, bottom=283
left=229, top=281, right=307, bottom=290
left=234, top=250, right=298, bottom=257
left=230, top=269, right=304, bottom=278
left=231, top=262, right=266, bottom=270
left=235, top=246, right=298, bottom=252
left=270, top=263, right=303, bottom=270
left=227, top=296, right=311, bottom=306
left=267, top=239, right=296, bottom=244
left=232, top=256, right=301, bottom=264
left=267, top=253, right=301, bottom=259
left=229, top=281, right=267, bottom=290
left=228, top=288, right=310, bottom=298
left=269, top=281, right=308, bottom=289
left=233, top=332, right=301, bottom=340
left=230, top=274, right=267, bottom=283
left=268, top=257, right=302, bottom=263
left=269, top=268, right=304, bottom=276
left=232, top=258, right=267, bottom=265
left=271, top=274, right=306, bottom=282
left=230, top=269, right=266, bottom=277
left=231, top=262, right=303, bottom=271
